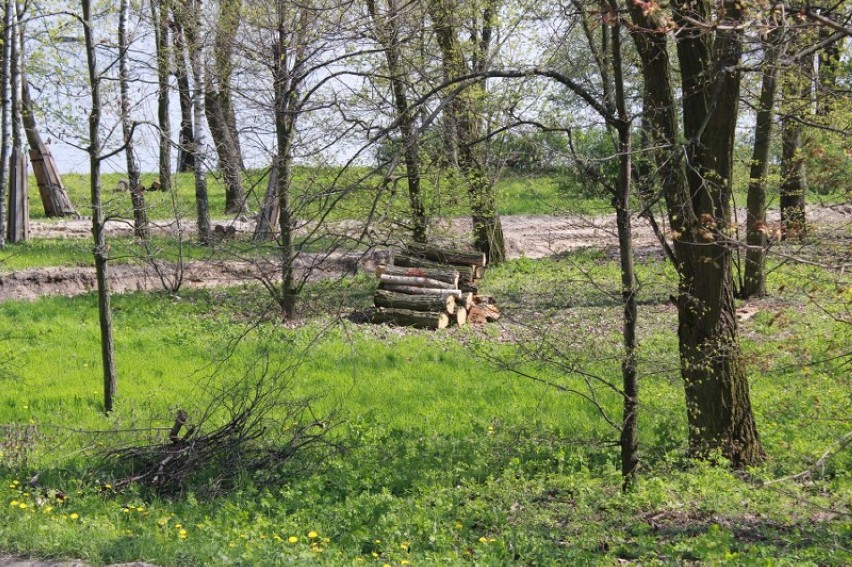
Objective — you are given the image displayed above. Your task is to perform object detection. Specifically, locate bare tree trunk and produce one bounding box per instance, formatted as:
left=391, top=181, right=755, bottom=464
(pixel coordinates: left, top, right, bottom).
left=6, top=0, right=26, bottom=244
left=0, top=0, right=13, bottom=249
left=120, top=0, right=149, bottom=240
left=171, top=16, right=195, bottom=174
left=208, top=0, right=245, bottom=214
left=151, top=0, right=172, bottom=193
left=366, top=0, right=427, bottom=243
left=743, top=32, right=780, bottom=298
left=178, top=0, right=211, bottom=245
left=628, top=2, right=763, bottom=467
left=606, top=8, right=638, bottom=487
left=253, top=165, right=279, bottom=241
left=779, top=57, right=810, bottom=242
left=82, top=0, right=117, bottom=413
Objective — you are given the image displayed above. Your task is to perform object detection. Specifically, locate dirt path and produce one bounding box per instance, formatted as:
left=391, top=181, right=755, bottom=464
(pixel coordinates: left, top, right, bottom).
left=3, top=205, right=850, bottom=302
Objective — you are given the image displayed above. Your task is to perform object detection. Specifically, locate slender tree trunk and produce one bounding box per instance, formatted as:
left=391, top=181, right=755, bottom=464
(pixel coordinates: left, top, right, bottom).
left=82, top=0, right=117, bottom=413
left=120, top=0, right=148, bottom=240
left=181, top=0, right=211, bottom=245
left=628, top=2, right=763, bottom=467
left=779, top=57, right=810, bottom=242
left=743, top=33, right=779, bottom=298
left=0, top=0, right=13, bottom=249
left=608, top=9, right=638, bottom=486
left=6, top=0, right=27, bottom=244
left=366, top=0, right=427, bottom=243
left=171, top=16, right=195, bottom=173
left=151, top=0, right=172, bottom=193
left=253, top=165, right=279, bottom=241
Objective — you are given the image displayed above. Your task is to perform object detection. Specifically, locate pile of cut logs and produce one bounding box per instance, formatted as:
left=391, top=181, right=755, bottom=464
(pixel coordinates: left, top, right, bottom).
left=370, top=243, right=500, bottom=329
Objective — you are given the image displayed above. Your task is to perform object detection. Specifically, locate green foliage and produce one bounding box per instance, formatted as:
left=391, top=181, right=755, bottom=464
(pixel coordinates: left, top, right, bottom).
left=0, top=252, right=848, bottom=564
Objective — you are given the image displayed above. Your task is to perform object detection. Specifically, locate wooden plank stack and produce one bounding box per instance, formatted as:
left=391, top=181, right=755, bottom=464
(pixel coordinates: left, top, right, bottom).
left=370, top=243, right=500, bottom=329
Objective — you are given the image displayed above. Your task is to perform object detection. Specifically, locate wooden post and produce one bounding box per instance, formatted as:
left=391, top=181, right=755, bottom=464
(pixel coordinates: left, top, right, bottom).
left=6, top=148, right=28, bottom=243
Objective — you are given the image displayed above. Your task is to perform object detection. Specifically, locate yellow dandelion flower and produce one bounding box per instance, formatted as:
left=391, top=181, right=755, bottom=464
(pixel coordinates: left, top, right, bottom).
left=401, top=561, right=410, bottom=566
left=383, top=564, right=391, bottom=567
left=400, top=542, right=410, bottom=551
left=374, top=539, right=382, bottom=544
left=371, top=552, right=379, bottom=558
left=478, top=536, right=488, bottom=544
left=18, top=502, right=27, bottom=510
left=178, top=529, right=188, bottom=540
left=308, top=530, right=318, bottom=539
left=288, top=536, right=298, bottom=544
left=174, top=523, right=183, bottom=529
left=10, top=500, right=18, bottom=507
left=12, top=480, right=19, bottom=486
left=228, top=542, right=236, bottom=548
left=273, top=534, right=282, bottom=542
left=70, top=513, right=79, bottom=520
left=158, top=518, right=168, bottom=526
left=43, top=506, right=53, bottom=514
left=454, top=522, right=463, bottom=530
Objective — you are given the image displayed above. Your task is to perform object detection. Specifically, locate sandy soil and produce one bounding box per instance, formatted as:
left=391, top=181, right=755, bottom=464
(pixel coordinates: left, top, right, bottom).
left=3, top=204, right=850, bottom=302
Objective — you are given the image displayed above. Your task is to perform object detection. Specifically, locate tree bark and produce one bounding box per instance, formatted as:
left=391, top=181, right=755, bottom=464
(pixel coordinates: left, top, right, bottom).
left=628, top=1, right=764, bottom=467
left=6, top=0, right=26, bottom=243
left=120, top=0, right=149, bottom=240
left=378, top=284, right=462, bottom=299
left=779, top=57, right=810, bottom=242
left=171, top=15, right=195, bottom=173
left=21, top=78, right=77, bottom=217
left=207, top=0, right=245, bottom=214
left=151, top=0, right=172, bottom=193
left=743, top=32, right=780, bottom=298
left=378, top=273, right=457, bottom=290
left=366, top=0, right=427, bottom=243
left=83, top=0, right=117, bottom=413
left=0, top=0, right=11, bottom=248
left=428, top=0, right=505, bottom=263
left=404, top=242, right=486, bottom=267
left=393, top=254, right=478, bottom=282
left=178, top=0, right=211, bottom=245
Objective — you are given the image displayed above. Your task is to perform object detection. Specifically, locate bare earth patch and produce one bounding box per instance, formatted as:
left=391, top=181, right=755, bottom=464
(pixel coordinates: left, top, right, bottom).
left=3, top=205, right=850, bottom=302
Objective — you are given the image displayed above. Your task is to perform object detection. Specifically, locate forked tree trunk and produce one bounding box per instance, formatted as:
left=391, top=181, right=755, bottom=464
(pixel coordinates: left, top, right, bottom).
left=628, top=2, right=764, bottom=467
left=82, top=0, right=117, bottom=413
left=428, top=0, right=505, bottom=263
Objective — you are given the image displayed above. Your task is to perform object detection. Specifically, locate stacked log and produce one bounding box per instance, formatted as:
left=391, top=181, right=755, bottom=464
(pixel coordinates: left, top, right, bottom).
left=369, top=244, right=500, bottom=329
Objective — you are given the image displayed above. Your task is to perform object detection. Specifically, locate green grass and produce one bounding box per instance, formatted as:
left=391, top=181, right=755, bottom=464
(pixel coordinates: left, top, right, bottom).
left=0, top=250, right=849, bottom=565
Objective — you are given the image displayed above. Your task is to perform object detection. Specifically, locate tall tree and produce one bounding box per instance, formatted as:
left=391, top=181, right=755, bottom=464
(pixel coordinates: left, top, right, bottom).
left=82, top=0, right=117, bottom=413
left=743, top=26, right=781, bottom=298
left=151, top=0, right=172, bottom=193
left=0, top=0, right=13, bottom=249
left=366, top=0, right=428, bottom=244
left=175, top=0, right=211, bottom=245
left=779, top=52, right=811, bottom=241
left=171, top=13, right=195, bottom=173
left=6, top=0, right=27, bottom=244
left=120, top=0, right=149, bottom=240
left=627, top=0, right=763, bottom=466
left=427, top=0, right=506, bottom=263
left=207, top=0, right=246, bottom=214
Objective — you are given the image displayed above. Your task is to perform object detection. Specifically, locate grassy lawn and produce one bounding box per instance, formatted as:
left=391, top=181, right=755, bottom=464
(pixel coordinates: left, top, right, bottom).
left=0, top=248, right=849, bottom=565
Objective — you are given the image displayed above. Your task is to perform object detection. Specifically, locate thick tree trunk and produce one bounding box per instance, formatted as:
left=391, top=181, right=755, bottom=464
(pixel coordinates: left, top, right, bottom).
left=629, top=2, right=764, bottom=467
left=151, top=0, right=172, bottom=193
left=83, top=0, right=117, bottom=413
left=743, top=35, right=779, bottom=299
left=120, top=0, right=149, bottom=241
left=779, top=53, right=812, bottom=241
